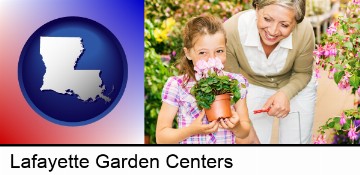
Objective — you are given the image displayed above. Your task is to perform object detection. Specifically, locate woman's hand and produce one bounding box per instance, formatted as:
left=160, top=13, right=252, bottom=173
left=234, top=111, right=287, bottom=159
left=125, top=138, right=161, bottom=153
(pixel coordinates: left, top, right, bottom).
left=189, top=110, right=219, bottom=135
left=219, top=109, right=240, bottom=131
left=263, top=91, right=290, bottom=118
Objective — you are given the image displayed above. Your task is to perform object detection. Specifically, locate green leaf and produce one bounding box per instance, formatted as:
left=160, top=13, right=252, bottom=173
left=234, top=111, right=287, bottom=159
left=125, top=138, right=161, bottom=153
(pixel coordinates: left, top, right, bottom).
left=190, top=87, right=196, bottom=95
left=334, top=71, right=345, bottom=84
left=352, top=23, right=360, bottom=30
left=344, top=42, right=353, bottom=50
left=354, top=112, right=360, bottom=119
left=349, top=75, right=360, bottom=89
left=322, top=125, right=328, bottom=130
left=334, top=123, right=341, bottom=130
left=328, top=121, right=335, bottom=128
left=343, top=123, right=350, bottom=130
left=334, top=64, right=344, bottom=71
left=333, top=117, right=340, bottom=123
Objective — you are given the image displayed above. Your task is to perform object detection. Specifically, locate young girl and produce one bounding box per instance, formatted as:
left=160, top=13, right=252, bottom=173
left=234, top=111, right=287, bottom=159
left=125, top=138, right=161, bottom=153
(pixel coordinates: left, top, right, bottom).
left=156, top=15, right=258, bottom=144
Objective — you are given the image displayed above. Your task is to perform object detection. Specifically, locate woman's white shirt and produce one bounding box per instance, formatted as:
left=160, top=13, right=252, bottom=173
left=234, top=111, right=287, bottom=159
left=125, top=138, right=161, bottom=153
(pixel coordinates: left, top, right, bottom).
left=237, top=10, right=292, bottom=76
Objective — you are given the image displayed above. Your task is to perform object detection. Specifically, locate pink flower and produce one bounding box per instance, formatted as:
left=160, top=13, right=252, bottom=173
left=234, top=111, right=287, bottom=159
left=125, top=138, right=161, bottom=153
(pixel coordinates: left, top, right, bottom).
left=194, top=58, right=225, bottom=80
left=340, top=113, right=346, bottom=126
left=314, top=56, right=320, bottom=65
left=195, top=60, right=208, bottom=71
left=348, top=123, right=359, bottom=141
left=357, top=88, right=360, bottom=96
left=326, top=26, right=337, bottom=36
left=323, top=43, right=337, bottom=57
left=313, top=45, right=324, bottom=57
left=195, top=73, right=202, bottom=81
left=353, top=0, right=360, bottom=5
left=194, top=60, right=209, bottom=80
left=214, top=57, right=224, bottom=71
left=315, top=68, right=321, bottom=79
left=207, top=58, right=217, bottom=71
left=314, top=134, right=327, bottom=144
left=328, top=68, right=337, bottom=79
left=338, top=72, right=351, bottom=90
left=349, top=28, right=355, bottom=34
left=161, top=54, right=171, bottom=62
left=326, top=22, right=339, bottom=36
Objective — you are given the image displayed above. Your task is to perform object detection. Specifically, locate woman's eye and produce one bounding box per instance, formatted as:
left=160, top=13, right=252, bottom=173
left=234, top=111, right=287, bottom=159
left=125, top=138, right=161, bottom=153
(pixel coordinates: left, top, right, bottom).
left=281, top=24, right=289, bottom=28
left=264, top=17, right=270, bottom=22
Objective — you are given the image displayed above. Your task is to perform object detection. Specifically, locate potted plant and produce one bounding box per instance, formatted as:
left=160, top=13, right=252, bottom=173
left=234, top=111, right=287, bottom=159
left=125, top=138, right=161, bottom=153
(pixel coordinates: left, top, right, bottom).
left=190, top=57, right=242, bottom=121
left=313, top=1, right=360, bottom=144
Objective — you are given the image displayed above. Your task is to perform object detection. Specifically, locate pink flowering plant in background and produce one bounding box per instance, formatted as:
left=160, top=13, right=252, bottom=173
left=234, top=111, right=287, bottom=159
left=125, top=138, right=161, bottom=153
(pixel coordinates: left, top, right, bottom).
left=313, top=1, right=360, bottom=144
left=314, top=1, right=360, bottom=94
left=190, top=58, right=241, bottom=110
left=315, top=109, right=360, bottom=144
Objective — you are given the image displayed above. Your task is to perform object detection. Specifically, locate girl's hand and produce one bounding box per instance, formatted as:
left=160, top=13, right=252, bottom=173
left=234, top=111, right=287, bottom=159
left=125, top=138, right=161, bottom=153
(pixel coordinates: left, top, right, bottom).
left=262, top=91, right=290, bottom=118
left=219, top=109, right=240, bottom=131
left=189, top=110, right=219, bottom=135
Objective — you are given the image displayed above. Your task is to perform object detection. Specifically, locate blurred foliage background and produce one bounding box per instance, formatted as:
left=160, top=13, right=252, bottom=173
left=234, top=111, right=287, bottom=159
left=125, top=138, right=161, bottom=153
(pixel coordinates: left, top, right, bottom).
left=144, top=0, right=252, bottom=144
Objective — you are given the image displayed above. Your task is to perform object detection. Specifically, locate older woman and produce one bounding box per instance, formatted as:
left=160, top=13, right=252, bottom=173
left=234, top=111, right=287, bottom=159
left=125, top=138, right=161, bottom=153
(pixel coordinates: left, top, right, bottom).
left=224, top=0, right=316, bottom=144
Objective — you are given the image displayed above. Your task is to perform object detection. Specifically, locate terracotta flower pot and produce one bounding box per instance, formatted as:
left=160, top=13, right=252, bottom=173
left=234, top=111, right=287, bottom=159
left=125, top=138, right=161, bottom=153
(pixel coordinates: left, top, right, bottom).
left=144, top=135, right=150, bottom=144
left=205, top=94, right=232, bottom=122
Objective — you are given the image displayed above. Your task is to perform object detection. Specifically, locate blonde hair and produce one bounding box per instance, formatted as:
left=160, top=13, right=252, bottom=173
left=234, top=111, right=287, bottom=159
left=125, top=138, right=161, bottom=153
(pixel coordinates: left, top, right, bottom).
left=252, top=0, right=305, bottom=23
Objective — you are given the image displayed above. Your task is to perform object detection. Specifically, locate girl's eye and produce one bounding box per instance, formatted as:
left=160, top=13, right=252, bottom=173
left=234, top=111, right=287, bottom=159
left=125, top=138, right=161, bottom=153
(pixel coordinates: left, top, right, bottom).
left=216, top=50, right=224, bottom=53
left=198, top=51, right=206, bottom=55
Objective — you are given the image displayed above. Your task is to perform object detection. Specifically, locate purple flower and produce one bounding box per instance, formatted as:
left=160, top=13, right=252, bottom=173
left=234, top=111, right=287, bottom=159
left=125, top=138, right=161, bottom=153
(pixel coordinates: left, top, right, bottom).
left=355, top=120, right=360, bottom=127
left=340, top=113, right=346, bottom=126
